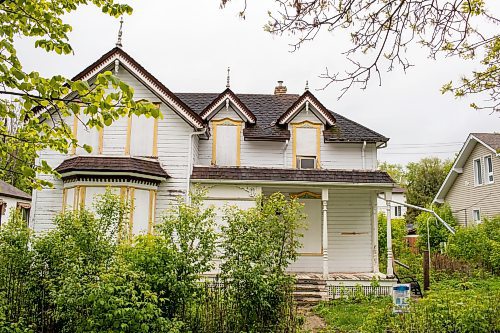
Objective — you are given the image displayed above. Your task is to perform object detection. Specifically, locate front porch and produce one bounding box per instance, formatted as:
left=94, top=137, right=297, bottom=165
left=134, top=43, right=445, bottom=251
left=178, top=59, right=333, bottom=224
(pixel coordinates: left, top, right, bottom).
left=192, top=165, right=398, bottom=291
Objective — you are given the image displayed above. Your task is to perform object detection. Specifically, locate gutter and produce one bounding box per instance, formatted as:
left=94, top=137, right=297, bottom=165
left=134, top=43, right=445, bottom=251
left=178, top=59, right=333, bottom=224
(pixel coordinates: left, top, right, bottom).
left=186, top=127, right=208, bottom=203
left=361, top=140, right=367, bottom=169
left=282, top=139, right=289, bottom=167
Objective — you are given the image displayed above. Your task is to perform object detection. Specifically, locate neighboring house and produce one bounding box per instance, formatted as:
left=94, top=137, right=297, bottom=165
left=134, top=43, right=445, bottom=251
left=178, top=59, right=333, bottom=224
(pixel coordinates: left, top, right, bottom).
left=434, top=133, right=500, bottom=226
left=377, top=187, right=407, bottom=218
left=0, top=180, right=31, bottom=226
left=31, top=47, right=398, bottom=294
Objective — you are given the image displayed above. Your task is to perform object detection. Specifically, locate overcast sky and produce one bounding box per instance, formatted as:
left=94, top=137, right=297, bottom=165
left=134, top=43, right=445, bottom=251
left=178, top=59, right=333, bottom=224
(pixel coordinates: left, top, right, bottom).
left=17, top=1, right=500, bottom=166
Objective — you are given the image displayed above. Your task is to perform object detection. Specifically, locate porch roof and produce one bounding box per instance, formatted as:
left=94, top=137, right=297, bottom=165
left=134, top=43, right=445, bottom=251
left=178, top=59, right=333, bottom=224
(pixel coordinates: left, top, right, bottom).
left=191, top=166, right=394, bottom=185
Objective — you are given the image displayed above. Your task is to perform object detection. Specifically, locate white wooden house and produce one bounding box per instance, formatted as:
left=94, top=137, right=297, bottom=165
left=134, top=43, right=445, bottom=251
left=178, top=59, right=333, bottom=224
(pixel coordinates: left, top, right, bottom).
left=30, top=47, right=398, bottom=297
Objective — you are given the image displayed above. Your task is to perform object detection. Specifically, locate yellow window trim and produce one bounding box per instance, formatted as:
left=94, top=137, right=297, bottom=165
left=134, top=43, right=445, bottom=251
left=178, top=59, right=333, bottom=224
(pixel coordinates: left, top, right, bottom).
left=71, top=115, right=78, bottom=155
left=291, top=120, right=322, bottom=169
left=211, top=118, right=242, bottom=166
left=128, top=187, right=135, bottom=237
left=62, top=188, right=67, bottom=213
left=148, top=190, right=156, bottom=234
left=125, top=116, right=132, bottom=155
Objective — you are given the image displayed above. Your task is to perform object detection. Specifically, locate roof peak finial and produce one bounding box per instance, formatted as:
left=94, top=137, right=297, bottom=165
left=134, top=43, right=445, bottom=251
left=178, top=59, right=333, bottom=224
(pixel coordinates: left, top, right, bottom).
left=116, top=16, right=124, bottom=48
left=226, top=67, right=231, bottom=89
left=305, top=80, right=309, bottom=91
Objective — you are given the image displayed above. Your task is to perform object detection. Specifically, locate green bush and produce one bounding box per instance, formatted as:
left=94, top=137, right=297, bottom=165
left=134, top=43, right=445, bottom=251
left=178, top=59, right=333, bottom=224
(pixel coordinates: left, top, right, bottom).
left=0, top=188, right=301, bottom=332
left=220, top=192, right=303, bottom=331
left=415, top=204, right=457, bottom=251
left=447, top=215, right=500, bottom=274
left=378, top=212, right=407, bottom=272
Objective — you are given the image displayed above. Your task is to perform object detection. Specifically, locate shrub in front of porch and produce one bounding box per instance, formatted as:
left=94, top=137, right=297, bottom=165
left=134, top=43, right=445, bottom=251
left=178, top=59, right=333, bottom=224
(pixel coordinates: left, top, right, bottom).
left=218, top=192, right=304, bottom=332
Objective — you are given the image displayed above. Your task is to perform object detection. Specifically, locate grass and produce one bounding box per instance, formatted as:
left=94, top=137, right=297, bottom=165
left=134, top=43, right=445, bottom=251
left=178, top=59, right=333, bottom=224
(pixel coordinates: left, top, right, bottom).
left=313, top=297, right=391, bottom=333
left=312, top=277, right=500, bottom=333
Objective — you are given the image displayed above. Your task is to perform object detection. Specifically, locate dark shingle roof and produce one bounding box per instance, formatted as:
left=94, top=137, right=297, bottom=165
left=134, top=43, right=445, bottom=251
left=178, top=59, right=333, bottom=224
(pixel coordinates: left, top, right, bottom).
left=472, top=133, right=500, bottom=151
left=191, top=166, right=394, bottom=184
left=0, top=180, right=31, bottom=200
left=55, top=156, right=169, bottom=179
left=176, top=93, right=388, bottom=143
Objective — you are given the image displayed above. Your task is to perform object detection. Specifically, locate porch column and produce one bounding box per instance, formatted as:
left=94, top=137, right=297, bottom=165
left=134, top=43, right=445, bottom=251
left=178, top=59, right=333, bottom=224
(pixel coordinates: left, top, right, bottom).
left=385, top=191, right=394, bottom=277
left=371, top=192, right=379, bottom=273
left=322, top=188, right=329, bottom=280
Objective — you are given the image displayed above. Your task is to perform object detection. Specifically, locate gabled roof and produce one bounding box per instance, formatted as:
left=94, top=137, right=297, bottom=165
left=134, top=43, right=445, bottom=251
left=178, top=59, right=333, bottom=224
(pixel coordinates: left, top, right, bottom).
left=277, top=90, right=336, bottom=126
left=472, top=133, right=500, bottom=152
left=176, top=93, right=388, bottom=143
left=72, top=47, right=204, bottom=129
left=0, top=180, right=31, bottom=201
left=199, top=88, right=256, bottom=123
left=434, top=133, right=500, bottom=203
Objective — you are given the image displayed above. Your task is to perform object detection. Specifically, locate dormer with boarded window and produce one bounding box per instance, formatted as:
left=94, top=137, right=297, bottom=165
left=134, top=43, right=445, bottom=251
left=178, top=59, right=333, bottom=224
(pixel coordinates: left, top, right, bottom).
left=199, top=89, right=256, bottom=167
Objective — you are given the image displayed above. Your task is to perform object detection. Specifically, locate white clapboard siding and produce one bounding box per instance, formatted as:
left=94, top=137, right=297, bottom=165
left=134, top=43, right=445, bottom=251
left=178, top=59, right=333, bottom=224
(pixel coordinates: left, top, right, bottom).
left=328, top=189, right=373, bottom=273
left=198, top=106, right=378, bottom=169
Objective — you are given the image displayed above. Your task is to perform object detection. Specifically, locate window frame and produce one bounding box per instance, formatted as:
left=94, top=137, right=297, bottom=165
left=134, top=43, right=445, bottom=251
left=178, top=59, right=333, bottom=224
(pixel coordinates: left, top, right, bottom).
left=484, top=155, right=494, bottom=185
left=211, top=118, right=242, bottom=166
left=292, top=120, right=322, bottom=169
left=296, top=155, right=317, bottom=169
left=472, top=209, right=481, bottom=223
left=394, top=205, right=402, bottom=217
left=473, top=158, right=484, bottom=186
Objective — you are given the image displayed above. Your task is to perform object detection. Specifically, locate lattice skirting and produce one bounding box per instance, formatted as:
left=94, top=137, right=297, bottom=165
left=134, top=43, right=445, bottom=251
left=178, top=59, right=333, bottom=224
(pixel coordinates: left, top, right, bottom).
left=327, top=284, right=393, bottom=299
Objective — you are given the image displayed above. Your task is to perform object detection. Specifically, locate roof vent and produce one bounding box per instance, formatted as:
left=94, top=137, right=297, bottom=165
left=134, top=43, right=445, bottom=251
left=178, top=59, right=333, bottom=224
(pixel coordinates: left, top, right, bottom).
left=274, top=81, right=287, bottom=95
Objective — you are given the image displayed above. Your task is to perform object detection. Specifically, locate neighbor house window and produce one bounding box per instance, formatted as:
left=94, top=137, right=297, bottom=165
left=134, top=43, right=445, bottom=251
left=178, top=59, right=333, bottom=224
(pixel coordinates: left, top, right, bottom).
left=0, top=201, right=5, bottom=226
left=211, top=118, right=242, bottom=166
left=472, top=209, right=481, bottom=222
left=473, top=158, right=483, bottom=186
left=485, top=155, right=494, bottom=184
left=394, top=205, right=402, bottom=217
left=292, top=121, right=321, bottom=169
left=17, top=202, right=31, bottom=224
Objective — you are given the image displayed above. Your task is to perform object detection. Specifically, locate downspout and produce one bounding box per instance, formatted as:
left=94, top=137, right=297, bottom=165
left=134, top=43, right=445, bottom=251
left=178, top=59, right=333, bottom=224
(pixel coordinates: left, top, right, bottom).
left=186, top=127, right=207, bottom=203
left=282, top=139, right=289, bottom=167
left=377, top=195, right=456, bottom=234
left=361, top=140, right=367, bottom=169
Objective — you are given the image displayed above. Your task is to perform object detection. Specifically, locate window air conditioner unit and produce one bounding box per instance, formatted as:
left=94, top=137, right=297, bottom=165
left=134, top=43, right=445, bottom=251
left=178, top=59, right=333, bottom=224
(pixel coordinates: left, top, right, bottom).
left=297, top=156, right=316, bottom=169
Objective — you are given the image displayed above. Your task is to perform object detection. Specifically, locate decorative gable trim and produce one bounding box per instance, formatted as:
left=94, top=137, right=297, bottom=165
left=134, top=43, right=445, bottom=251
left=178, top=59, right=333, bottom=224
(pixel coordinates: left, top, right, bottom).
left=277, top=91, right=335, bottom=126
left=200, top=88, right=256, bottom=124
left=72, top=47, right=205, bottom=129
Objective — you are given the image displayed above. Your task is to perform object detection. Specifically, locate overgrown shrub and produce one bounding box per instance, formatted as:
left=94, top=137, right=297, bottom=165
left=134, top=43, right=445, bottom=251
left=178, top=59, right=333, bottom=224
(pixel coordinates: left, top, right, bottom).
left=219, top=192, right=304, bottom=332
left=447, top=215, right=500, bottom=274
left=0, top=188, right=301, bottom=332
left=415, top=204, right=457, bottom=251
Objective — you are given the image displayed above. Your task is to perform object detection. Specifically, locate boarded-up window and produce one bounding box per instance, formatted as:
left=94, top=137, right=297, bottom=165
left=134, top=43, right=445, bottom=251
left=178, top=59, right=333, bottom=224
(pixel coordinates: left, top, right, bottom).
left=129, top=188, right=154, bottom=235
left=74, top=114, right=100, bottom=155
left=296, top=127, right=317, bottom=157
left=213, top=121, right=240, bottom=166
left=129, top=115, right=156, bottom=156
left=298, top=199, right=322, bottom=254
